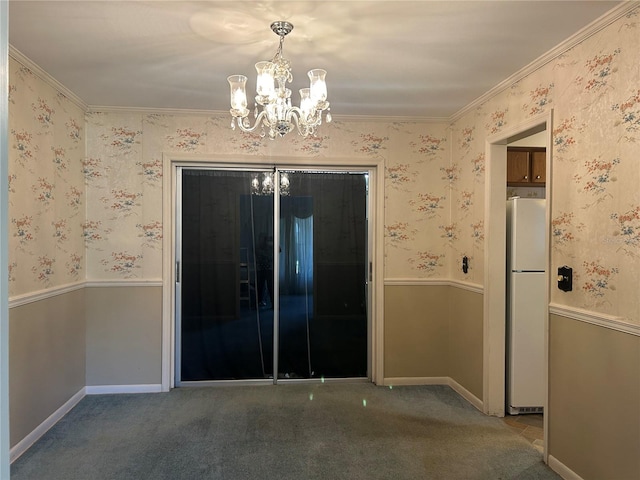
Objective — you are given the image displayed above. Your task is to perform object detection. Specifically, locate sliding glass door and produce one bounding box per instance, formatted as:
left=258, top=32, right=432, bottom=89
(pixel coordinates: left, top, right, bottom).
left=177, top=169, right=274, bottom=382
left=176, top=167, right=368, bottom=384
left=277, top=171, right=368, bottom=379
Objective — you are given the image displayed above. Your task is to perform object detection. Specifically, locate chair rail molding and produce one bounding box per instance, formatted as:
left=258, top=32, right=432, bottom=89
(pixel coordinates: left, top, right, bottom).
left=549, top=303, right=640, bottom=337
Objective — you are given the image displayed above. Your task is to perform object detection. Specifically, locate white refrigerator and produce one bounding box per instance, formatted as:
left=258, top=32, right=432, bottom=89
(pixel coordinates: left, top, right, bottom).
left=506, top=197, right=546, bottom=414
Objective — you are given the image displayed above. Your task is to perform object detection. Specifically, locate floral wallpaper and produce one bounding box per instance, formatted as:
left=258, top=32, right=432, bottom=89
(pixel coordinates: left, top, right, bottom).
left=84, top=114, right=450, bottom=281
left=8, top=60, right=85, bottom=296
left=384, top=123, right=450, bottom=277
left=450, top=7, right=640, bottom=325
left=7, top=5, right=639, bottom=327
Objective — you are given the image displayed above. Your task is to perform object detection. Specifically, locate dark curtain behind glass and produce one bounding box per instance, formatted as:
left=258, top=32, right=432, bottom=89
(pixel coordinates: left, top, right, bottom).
left=180, top=170, right=273, bottom=381
left=278, top=172, right=368, bottom=379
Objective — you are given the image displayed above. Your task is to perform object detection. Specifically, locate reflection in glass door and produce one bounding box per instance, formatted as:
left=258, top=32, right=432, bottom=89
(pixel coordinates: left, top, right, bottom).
left=176, top=168, right=368, bottom=384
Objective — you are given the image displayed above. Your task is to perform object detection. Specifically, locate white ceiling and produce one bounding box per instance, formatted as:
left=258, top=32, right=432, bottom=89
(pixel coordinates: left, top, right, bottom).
left=8, top=1, right=624, bottom=119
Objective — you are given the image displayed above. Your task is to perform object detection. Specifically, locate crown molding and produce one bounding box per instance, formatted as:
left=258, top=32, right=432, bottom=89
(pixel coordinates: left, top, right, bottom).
left=9, top=45, right=88, bottom=111
left=87, top=105, right=223, bottom=117
left=87, top=105, right=448, bottom=124
left=449, top=1, right=639, bottom=123
left=329, top=114, right=449, bottom=124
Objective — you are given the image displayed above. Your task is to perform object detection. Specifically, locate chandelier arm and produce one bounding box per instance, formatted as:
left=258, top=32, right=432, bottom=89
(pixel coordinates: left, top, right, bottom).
left=287, top=106, right=302, bottom=119
left=275, top=107, right=315, bottom=138
left=287, top=106, right=321, bottom=128
left=235, top=110, right=269, bottom=134
left=309, top=109, right=323, bottom=127
left=288, top=110, right=306, bottom=137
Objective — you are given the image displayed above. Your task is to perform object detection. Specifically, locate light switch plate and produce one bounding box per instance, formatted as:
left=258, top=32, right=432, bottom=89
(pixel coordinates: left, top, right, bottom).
left=558, top=266, right=572, bottom=292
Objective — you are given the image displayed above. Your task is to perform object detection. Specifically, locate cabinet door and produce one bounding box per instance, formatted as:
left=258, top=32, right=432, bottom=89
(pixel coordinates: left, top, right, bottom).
left=507, top=150, right=530, bottom=185
left=531, top=151, right=546, bottom=184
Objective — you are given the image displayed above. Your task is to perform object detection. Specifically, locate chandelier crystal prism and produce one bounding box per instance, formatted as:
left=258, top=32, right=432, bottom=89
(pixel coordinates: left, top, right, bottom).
left=228, top=21, right=331, bottom=139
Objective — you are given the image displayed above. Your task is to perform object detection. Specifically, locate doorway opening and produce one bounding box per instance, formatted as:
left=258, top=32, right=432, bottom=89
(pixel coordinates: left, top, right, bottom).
left=172, top=165, right=376, bottom=386
left=484, top=112, right=551, bottom=459
left=506, top=130, right=547, bottom=416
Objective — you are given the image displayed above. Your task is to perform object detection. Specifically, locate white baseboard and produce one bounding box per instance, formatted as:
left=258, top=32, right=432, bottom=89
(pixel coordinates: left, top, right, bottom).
left=11, top=384, right=163, bottom=463
left=447, top=377, right=484, bottom=412
left=383, top=376, right=450, bottom=386
left=85, top=384, right=163, bottom=395
left=10, top=387, right=86, bottom=463
left=548, top=455, right=584, bottom=480
left=382, top=376, right=484, bottom=411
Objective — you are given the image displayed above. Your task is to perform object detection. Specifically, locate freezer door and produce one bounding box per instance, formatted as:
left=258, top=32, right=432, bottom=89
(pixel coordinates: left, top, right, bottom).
left=508, top=198, right=546, bottom=271
left=508, top=271, right=546, bottom=409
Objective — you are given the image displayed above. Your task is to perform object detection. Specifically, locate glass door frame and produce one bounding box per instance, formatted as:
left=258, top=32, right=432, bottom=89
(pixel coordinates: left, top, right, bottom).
left=161, top=155, right=384, bottom=390
left=274, top=167, right=371, bottom=384
left=174, top=165, right=276, bottom=386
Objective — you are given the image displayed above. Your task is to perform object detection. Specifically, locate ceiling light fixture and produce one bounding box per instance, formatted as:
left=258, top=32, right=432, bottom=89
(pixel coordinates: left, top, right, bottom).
left=228, top=21, right=331, bottom=139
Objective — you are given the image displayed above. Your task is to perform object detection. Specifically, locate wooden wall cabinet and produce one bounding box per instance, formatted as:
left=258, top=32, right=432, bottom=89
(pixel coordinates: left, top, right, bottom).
left=507, top=147, right=546, bottom=187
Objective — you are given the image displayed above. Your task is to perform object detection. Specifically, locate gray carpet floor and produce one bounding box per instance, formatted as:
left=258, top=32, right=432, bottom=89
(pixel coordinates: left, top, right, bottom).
left=11, top=384, right=560, bottom=480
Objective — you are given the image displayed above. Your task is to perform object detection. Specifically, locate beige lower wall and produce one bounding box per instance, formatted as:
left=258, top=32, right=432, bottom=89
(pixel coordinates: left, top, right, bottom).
left=11, top=279, right=640, bottom=480
left=548, top=314, right=640, bottom=480
left=384, top=285, right=450, bottom=378
left=384, top=284, right=484, bottom=400
left=15, top=282, right=640, bottom=480
left=85, top=286, right=162, bottom=386
left=448, top=288, right=483, bottom=400
left=384, top=285, right=449, bottom=378
left=9, top=288, right=86, bottom=447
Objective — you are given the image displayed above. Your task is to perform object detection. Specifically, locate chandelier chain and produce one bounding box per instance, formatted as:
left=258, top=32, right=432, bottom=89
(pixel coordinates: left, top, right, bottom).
left=274, top=34, right=285, bottom=63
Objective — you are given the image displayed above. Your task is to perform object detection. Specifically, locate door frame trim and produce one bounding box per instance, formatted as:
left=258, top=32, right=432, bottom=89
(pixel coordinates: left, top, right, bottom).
left=161, top=154, right=385, bottom=390
left=483, top=111, right=552, bottom=461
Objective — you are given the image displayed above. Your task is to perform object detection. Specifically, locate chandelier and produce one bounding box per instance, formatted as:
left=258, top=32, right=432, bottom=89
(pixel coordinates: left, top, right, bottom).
left=251, top=172, right=290, bottom=196
left=228, top=21, right=331, bottom=139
